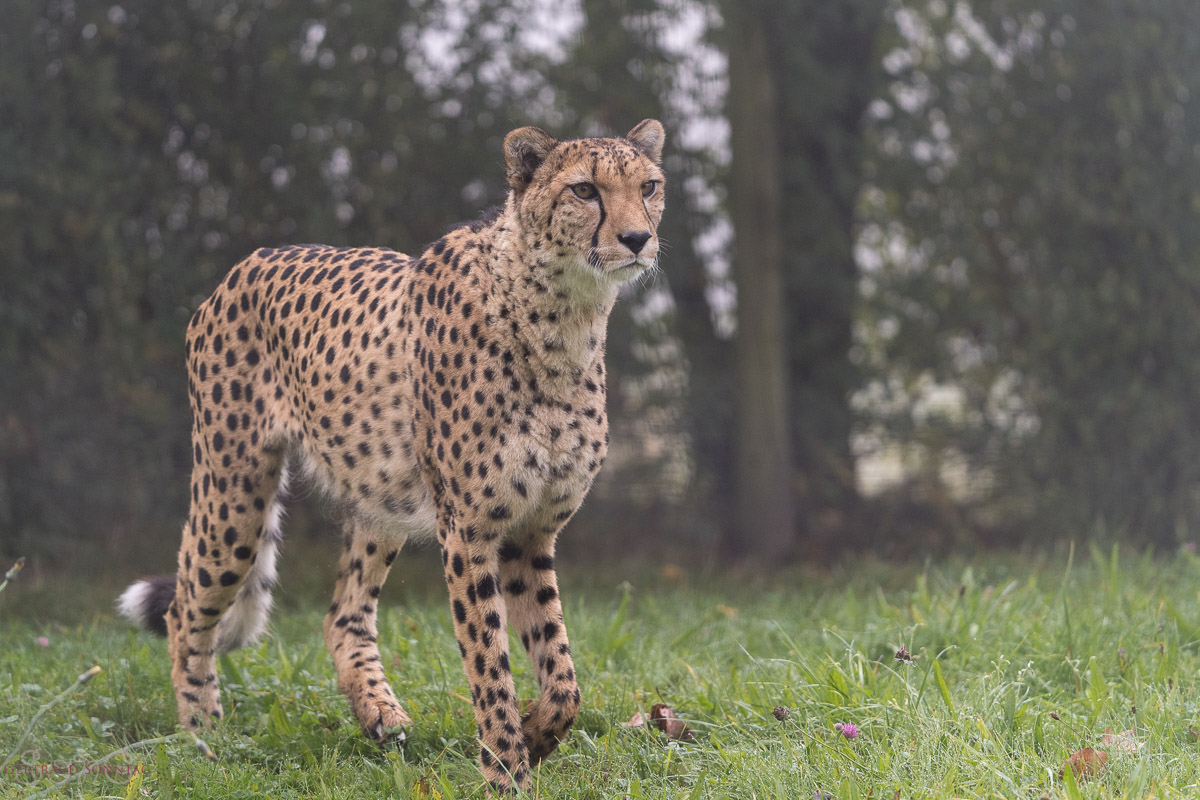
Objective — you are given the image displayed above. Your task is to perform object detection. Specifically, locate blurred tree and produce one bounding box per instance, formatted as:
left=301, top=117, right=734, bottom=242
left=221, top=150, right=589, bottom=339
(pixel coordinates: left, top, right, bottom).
left=722, top=0, right=795, bottom=560
left=15, top=0, right=1193, bottom=567
left=718, top=0, right=882, bottom=559
left=860, top=0, right=1200, bottom=546
left=771, top=0, right=883, bottom=554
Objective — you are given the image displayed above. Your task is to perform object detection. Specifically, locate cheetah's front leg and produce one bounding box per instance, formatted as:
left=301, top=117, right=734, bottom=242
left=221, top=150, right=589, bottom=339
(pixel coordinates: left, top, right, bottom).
left=442, top=522, right=530, bottom=792
left=499, top=536, right=581, bottom=762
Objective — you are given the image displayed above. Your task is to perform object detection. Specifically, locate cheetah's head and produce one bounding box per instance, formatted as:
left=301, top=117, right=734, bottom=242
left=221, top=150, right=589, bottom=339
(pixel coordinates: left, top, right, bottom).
left=504, top=120, right=666, bottom=288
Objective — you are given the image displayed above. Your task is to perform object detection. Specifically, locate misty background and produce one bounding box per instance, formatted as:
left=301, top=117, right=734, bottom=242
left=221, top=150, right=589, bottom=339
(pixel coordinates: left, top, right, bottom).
left=3, top=0, right=1198, bottom=574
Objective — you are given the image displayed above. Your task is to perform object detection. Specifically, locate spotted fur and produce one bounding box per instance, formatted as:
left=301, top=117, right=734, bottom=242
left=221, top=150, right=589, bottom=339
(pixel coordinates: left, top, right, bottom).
left=119, top=120, right=666, bottom=791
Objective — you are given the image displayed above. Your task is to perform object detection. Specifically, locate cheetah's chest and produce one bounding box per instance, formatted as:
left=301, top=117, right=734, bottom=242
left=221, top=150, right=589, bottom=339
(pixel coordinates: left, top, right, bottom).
left=492, top=389, right=609, bottom=531
left=419, top=371, right=610, bottom=536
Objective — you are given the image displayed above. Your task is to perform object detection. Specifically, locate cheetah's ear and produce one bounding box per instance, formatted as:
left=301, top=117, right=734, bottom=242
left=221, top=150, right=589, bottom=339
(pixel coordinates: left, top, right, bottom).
left=504, top=126, right=557, bottom=191
left=625, top=119, right=665, bottom=164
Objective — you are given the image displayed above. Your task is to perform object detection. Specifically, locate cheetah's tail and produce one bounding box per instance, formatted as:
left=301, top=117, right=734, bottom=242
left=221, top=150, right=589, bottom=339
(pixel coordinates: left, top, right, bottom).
left=116, top=575, right=176, bottom=637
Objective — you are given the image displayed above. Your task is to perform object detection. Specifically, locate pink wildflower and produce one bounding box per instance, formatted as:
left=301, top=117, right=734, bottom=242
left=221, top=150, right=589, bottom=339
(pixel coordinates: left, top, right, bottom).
left=834, top=722, right=859, bottom=739
left=36, top=636, right=50, bottom=647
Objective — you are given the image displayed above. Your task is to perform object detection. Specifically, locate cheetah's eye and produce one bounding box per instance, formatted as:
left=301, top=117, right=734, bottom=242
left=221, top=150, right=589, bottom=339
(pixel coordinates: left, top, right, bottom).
left=640, top=180, right=659, bottom=198
left=570, top=182, right=598, bottom=201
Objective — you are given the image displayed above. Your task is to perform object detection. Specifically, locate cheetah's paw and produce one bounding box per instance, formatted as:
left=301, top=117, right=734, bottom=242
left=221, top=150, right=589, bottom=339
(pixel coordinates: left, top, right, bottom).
left=354, top=695, right=412, bottom=743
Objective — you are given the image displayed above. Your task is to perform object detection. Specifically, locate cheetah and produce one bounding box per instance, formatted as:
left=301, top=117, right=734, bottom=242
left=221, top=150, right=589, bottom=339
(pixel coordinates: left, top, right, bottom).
left=118, top=120, right=666, bottom=791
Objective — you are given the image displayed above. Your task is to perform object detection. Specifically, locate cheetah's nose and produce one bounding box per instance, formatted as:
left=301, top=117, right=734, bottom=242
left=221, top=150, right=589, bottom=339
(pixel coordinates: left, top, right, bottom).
left=617, top=230, right=652, bottom=255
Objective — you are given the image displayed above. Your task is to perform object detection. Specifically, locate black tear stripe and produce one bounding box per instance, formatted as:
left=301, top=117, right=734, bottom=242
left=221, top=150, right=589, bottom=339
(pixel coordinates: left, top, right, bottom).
left=590, top=193, right=606, bottom=251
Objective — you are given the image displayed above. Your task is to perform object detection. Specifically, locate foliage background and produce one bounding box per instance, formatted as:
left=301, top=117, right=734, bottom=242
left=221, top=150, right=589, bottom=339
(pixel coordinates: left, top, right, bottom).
left=2, top=0, right=1198, bottom=571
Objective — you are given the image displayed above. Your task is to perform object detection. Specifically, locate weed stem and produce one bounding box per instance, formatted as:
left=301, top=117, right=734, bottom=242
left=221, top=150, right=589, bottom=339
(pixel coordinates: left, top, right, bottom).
left=2, top=666, right=101, bottom=772
left=17, top=731, right=201, bottom=800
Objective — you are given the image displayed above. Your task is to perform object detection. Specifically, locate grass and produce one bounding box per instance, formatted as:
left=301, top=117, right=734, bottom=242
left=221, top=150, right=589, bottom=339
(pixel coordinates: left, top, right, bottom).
left=4, top=543, right=1200, bottom=798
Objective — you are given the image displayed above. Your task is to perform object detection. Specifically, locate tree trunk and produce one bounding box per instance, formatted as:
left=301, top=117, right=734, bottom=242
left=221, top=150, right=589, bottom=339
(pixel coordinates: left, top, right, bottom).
left=770, top=0, right=881, bottom=556
left=723, top=3, right=796, bottom=560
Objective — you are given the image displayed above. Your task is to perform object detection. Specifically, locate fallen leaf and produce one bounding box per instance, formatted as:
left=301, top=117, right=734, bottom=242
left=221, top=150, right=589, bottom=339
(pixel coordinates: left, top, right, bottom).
left=620, top=711, right=650, bottom=728
left=1100, top=727, right=1142, bottom=753
left=1061, top=747, right=1107, bottom=780
left=650, top=703, right=694, bottom=742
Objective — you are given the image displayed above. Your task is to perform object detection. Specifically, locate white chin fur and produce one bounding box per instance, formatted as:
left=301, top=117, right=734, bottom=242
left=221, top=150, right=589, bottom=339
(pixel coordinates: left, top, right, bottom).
left=606, top=260, right=648, bottom=276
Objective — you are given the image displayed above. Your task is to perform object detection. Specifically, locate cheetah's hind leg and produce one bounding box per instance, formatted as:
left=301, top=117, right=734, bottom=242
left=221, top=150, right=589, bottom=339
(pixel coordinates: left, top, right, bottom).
left=324, top=517, right=412, bottom=742
left=117, top=455, right=289, bottom=729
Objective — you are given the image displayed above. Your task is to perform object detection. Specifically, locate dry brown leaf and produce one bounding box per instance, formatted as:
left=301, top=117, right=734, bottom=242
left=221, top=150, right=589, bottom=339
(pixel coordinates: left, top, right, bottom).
left=619, top=711, right=650, bottom=728
left=1100, top=727, right=1142, bottom=753
left=1062, top=747, right=1108, bottom=780
left=650, top=703, right=694, bottom=742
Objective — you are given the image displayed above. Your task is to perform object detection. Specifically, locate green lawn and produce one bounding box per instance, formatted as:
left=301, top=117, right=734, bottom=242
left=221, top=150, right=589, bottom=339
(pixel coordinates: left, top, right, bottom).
left=3, top=545, right=1200, bottom=798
